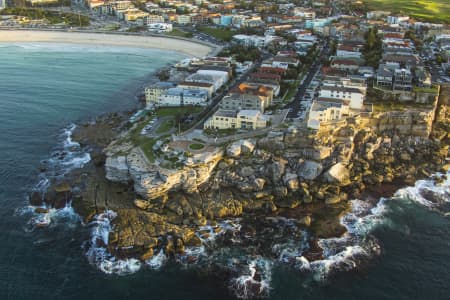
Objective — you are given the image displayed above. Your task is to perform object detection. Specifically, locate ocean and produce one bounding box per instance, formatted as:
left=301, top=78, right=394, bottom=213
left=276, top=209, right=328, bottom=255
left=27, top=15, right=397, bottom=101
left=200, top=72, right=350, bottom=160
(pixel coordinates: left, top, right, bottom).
left=0, top=43, right=449, bottom=300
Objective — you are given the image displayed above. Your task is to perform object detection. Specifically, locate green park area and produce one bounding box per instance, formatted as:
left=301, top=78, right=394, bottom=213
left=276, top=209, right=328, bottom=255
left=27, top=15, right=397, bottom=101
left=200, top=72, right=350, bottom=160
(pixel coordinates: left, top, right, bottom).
left=364, top=0, right=450, bottom=24
left=128, top=106, right=204, bottom=161
left=166, top=28, right=193, bottom=38
left=0, top=7, right=90, bottom=26
left=197, top=26, right=235, bottom=41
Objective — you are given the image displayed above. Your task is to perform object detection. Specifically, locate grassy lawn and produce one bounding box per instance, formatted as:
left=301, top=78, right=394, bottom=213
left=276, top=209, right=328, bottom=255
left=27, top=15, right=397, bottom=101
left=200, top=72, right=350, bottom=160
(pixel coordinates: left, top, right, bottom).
left=197, top=26, right=234, bottom=41
left=0, top=7, right=90, bottom=26
left=156, top=119, right=175, bottom=134
left=166, top=28, right=193, bottom=38
left=372, top=101, right=433, bottom=113
left=189, top=143, right=205, bottom=150
left=363, top=0, right=450, bottom=23
left=128, top=115, right=157, bottom=162
left=155, top=106, right=203, bottom=117
left=413, top=86, right=439, bottom=94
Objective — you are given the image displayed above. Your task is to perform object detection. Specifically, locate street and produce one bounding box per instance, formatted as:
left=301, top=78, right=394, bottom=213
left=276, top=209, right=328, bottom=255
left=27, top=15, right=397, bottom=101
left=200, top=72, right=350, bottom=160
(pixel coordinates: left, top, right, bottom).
left=283, top=41, right=330, bottom=119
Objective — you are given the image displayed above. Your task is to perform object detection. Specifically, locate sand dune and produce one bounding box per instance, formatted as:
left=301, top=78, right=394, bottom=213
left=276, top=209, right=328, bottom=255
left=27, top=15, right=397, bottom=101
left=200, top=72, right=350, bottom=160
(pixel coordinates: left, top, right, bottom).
left=0, top=30, right=214, bottom=57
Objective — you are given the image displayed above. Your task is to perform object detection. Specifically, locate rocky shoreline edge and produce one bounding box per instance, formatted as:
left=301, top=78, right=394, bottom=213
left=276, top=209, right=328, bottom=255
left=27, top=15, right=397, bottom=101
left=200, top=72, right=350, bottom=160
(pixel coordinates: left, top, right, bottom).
left=27, top=85, right=449, bottom=298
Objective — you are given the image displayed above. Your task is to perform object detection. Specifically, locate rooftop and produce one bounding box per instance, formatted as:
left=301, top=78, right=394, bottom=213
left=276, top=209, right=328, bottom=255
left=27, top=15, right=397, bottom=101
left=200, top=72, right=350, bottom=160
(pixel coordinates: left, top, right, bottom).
left=214, top=109, right=237, bottom=118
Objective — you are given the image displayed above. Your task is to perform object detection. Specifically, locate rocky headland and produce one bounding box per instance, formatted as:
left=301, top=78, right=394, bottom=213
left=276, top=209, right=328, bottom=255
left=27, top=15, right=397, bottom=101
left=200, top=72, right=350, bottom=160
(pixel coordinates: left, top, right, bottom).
left=30, top=85, right=449, bottom=295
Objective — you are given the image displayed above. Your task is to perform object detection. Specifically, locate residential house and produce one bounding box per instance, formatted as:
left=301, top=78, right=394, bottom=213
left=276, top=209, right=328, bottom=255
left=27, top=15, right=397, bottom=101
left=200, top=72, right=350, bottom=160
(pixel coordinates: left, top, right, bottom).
left=393, top=68, right=412, bottom=91
left=319, top=85, right=365, bottom=110
left=331, top=58, right=363, bottom=73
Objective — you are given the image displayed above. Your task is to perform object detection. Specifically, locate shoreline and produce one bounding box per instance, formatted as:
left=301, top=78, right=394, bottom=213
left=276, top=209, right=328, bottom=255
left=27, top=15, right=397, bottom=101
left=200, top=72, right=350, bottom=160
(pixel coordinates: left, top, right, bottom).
left=0, top=29, right=215, bottom=57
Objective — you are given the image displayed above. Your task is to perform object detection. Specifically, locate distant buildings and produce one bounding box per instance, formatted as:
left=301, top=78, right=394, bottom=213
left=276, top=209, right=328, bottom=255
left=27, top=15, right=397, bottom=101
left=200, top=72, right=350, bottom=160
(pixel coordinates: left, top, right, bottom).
left=147, top=23, right=173, bottom=32
left=232, top=34, right=279, bottom=49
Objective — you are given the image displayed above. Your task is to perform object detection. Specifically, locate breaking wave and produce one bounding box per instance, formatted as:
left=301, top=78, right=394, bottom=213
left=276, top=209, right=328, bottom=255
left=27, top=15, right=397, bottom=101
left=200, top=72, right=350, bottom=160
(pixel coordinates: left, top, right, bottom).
left=85, top=210, right=142, bottom=276
left=41, top=124, right=91, bottom=178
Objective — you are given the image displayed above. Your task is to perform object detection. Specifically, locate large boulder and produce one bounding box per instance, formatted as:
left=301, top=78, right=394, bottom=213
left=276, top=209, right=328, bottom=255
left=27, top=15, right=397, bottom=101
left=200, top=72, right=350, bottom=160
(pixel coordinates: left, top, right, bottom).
left=105, top=155, right=130, bottom=182
left=297, top=160, right=323, bottom=180
left=226, top=142, right=242, bottom=158
left=323, top=163, right=351, bottom=186
left=226, top=139, right=255, bottom=158
left=283, top=172, right=299, bottom=191
left=267, top=159, right=287, bottom=183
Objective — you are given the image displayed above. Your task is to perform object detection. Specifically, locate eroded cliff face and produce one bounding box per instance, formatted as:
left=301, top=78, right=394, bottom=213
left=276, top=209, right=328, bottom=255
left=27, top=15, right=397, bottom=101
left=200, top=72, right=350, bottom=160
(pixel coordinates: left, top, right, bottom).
left=96, top=103, right=449, bottom=260
left=104, top=141, right=223, bottom=200
left=103, top=106, right=448, bottom=208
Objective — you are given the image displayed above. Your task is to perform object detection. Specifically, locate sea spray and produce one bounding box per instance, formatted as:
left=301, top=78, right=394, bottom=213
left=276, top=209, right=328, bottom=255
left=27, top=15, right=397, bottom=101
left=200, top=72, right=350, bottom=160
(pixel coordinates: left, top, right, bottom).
left=229, top=257, right=272, bottom=299
left=85, top=210, right=142, bottom=275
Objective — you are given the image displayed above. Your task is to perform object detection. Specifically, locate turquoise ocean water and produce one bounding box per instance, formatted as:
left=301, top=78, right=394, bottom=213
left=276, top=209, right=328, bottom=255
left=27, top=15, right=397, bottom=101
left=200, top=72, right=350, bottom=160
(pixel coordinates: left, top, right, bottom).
left=0, top=43, right=449, bottom=299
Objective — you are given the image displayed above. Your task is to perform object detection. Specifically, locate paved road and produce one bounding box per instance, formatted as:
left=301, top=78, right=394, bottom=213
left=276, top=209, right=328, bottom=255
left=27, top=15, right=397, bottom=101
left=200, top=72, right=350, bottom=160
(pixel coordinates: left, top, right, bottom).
left=182, top=57, right=268, bottom=133
left=283, top=41, right=330, bottom=119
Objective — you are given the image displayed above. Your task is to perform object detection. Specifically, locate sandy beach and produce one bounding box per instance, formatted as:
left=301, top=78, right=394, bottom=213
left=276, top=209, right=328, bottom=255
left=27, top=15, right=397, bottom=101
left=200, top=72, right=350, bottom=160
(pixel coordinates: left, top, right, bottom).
left=0, top=30, right=214, bottom=57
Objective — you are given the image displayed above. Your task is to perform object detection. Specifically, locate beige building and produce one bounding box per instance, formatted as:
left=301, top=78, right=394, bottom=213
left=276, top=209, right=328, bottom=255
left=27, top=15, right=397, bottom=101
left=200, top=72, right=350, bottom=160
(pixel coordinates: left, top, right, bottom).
left=204, top=109, right=268, bottom=130
left=226, top=83, right=274, bottom=111
left=220, top=94, right=266, bottom=112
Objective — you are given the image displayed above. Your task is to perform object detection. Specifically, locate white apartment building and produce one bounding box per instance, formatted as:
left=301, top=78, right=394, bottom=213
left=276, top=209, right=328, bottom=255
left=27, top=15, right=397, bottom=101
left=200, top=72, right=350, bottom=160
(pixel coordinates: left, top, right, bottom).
left=319, top=86, right=365, bottom=110
left=204, top=109, right=268, bottom=130
left=307, top=99, right=349, bottom=130
left=157, top=88, right=208, bottom=106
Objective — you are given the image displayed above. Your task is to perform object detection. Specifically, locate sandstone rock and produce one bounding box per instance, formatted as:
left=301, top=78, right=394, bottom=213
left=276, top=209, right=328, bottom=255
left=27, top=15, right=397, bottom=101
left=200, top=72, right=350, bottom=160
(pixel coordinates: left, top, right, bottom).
left=297, top=160, right=323, bottom=180
left=226, top=139, right=255, bottom=157
left=185, top=234, right=202, bottom=247
left=303, top=194, right=313, bottom=203
left=276, top=198, right=299, bottom=208
left=240, top=166, right=255, bottom=177
left=298, top=215, right=311, bottom=226
left=274, top=186, right=288, bottom=197
left=140, top=248, right=154, bottom=261
left=34, top=207, right=49, bottom=214
left=241, top=139, right=256, bottom=154
left=400, top=152, right=411, bottom=161
left=253, top=178, right=266, bottom=191
left=134, top=199, right=150, bottom=210
left=105, top=156, right=130, bottom=182
left=323, top=163, right=351, bottom=186
left=268, top=159, right=287, bottom=183
left=283, top=172, right=299, bottom=191
left=54, top=182, right=71, bottom=193
left=227, top=142, right=242, bottom=158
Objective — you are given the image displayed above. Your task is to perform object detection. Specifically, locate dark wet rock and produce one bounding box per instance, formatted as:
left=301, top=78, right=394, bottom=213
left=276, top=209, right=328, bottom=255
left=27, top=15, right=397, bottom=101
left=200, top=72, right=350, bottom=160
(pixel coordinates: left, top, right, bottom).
left=29, top=191, right=43, bottom=206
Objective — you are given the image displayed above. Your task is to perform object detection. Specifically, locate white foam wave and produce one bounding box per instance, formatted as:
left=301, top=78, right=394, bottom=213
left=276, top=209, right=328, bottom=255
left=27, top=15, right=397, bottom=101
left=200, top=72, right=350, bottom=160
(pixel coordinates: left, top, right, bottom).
left=100, top=258, right=142, bottom=276
left=229, top=258, right=272, bottom=299
left=146, top=249, right=167, bottom=270
left=19, top=202, right=81, bottom=231
left=307, top=171, right=450, bottom=281
left=394, top=172, right=450, bottom=208
left=0, top=42, right=167, bottom=56
left=197, top=219, right=241, bottom=244
left=85, top=210, right=142, bottom=276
